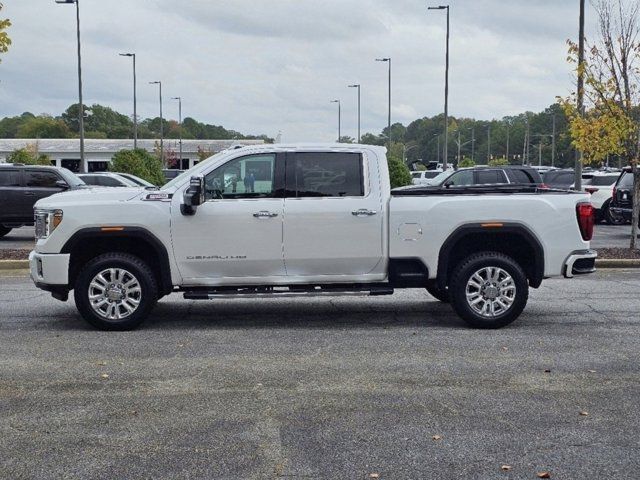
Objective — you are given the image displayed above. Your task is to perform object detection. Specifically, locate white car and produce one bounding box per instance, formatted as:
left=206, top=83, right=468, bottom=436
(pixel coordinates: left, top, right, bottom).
left=30, top=144, right=596, bottom=331
left=78, top=172, right=141, bottom=188
left=411, top=170, right=443, bottom=185
left=582, top=171, right=623, bottom=224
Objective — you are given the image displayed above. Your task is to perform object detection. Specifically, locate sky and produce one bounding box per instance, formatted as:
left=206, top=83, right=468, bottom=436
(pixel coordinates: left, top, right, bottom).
left=0, top=0, right=597, bottom=142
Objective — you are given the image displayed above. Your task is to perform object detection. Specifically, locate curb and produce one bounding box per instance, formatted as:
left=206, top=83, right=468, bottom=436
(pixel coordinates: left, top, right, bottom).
left=0, top=259, right=29, bottom=270
left=1, top=258, right=640, bottom=271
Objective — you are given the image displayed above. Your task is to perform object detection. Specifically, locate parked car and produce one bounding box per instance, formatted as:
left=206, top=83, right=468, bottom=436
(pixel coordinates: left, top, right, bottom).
left=610, top=167, right=637, bottom=224
left=428, top=165, right=544, bottom=187
left=582, top=171, right=625, bottom=224
left=162, top=169, right=185, bottom=182
left=411, top=170, right=444, bottom=185
left=30, top=144, right=596, bottom=331
left=115, top=172, right=156, bottom=188
left=543, top=169, right=577, bottom=189
left=78, top=172, right=141, bottom=188
left=0, top=163, right=86, bottom=238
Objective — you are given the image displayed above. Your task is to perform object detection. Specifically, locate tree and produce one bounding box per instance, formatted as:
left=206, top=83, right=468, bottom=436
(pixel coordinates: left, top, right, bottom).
left=109, top=149, right=165, bottom=186
left=488, top=157, right=509, bottom=166
left=459, top=157, right=475, bottom=168
left=338, top=136, right=355, bottom=144
left=16, top=116, right=72, bottom=138
left=0, top=3, right=10, bottom=63
left=8, top=144, right=52, bottom=166
left=559, top=0, right=640, bottom=248
left=387, top=142, right=412, bottom=188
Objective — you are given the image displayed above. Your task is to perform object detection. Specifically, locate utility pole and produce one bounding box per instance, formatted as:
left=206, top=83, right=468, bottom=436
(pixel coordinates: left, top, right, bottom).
left=330, top=99, right=341, bottom=141
left=487, top=125, right=491, bottom=162
left=437, top=135, right=440, bottom=165
left=457, top=129, right=461, bottom=168
left=471, top=127, right=475, bottom=162
left=149, top=81, right=163, bottom=164
left=348, top=84, right=361, bottom=143
left=551, top=114, right=556, bottom=167
left=172, top=96, right=182, bottom=168
left=574, top=0, right=585, bottom=189
left=428, top=5, right=450, bottom=170
left=119, top=53, right=137, bottom=149
left=506, top=126, right=510, bottom=163
left=538, top=141, right=543, bottom=166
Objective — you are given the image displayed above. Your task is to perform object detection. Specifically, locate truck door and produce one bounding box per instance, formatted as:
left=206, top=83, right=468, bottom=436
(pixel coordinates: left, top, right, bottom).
left=282, top=151, right=385, bottom=277
left=171, top=153, right=287, bottom=283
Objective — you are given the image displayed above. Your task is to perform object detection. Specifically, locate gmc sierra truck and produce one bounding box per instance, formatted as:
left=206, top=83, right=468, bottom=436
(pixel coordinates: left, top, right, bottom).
left=29, top=144, right=597, bottom=330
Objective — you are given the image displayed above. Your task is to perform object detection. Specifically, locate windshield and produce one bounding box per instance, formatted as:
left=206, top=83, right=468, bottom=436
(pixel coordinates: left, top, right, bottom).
left=162, top=152, right=227, bottom=189
left=59, top=168, right=86, bottom=187
left=427, top=170, right=454, bottom=186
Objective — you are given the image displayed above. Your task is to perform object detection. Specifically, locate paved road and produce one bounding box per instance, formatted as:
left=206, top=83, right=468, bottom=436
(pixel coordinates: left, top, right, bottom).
left=2, top=223, right=638, bottom=251
left=1, top=270, right=638, bottom=479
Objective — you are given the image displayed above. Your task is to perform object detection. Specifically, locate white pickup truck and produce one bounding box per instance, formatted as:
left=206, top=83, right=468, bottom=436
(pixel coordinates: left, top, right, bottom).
left=29, top=144, right=597, bottom=330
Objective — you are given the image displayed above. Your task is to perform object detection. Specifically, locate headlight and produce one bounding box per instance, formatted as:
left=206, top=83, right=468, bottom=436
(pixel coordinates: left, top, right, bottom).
left=34, top=209, right=63, bottom=239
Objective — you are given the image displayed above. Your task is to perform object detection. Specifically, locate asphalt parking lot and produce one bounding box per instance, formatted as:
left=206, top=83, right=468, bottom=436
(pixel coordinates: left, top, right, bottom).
left=1, top=269, right=638, bottom=479
left=2, top=223, right=639, bottom=252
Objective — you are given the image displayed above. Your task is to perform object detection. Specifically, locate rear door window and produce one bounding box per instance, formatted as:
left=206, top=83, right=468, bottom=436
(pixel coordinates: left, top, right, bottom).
left=24, top=170, right=61, bottom=188
left=476, top=169, right=508, bottom=184
left=0, top=170, right=21, bottom=187
left=288, top=152, right=364, bottom=197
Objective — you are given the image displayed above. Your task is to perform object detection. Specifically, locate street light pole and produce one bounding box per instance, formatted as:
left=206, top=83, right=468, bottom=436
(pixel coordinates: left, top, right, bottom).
left=487, top=125, right=491, bottom=162
left=575, top=0, right=585, bottom=190
left=172, top=96, right=182, bottom=168
left=375, top=58, right=391, bottom=147
left=56, top=0, right=85, bottom=172
left=330, top=99, right=341, bottom=142
left=149, top=81, right=163, bottom=164
left=119, top=53, right=137, bottom=149
left=428, top=5, right=450, bottom=170
left=348, top=84, right=361, bottom=143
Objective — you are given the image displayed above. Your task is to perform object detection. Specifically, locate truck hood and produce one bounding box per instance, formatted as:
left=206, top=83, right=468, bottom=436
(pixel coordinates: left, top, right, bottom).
left=35, top=187, right=145, bottom=209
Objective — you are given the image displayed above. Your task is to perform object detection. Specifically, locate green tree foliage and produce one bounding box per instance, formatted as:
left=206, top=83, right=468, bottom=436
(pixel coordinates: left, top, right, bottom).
left=17, top=116, right=71, bottom=138
left=0, top=112, right=35, bottom=137
left=8, top=146, right=52, bottom=166
left=488, top=157, right=509, bottom=166
left=387, top=142, right=412, bottom=188
left=0, top=2, right=10, bottom=62
left=109, top=149, right=165, bottom=186
left=458, top=157, right=475, bottom=168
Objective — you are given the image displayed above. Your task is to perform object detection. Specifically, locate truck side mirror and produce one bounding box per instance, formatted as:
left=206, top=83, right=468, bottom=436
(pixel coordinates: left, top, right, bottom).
left=55, top=180, right=69, bottom=190
left=181, top=175, right=205, bottom=216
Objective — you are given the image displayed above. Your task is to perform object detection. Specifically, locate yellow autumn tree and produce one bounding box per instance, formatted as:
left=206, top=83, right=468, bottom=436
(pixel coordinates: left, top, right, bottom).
left=0, top=3, right=10, bottom=62
left=559, top=0, right=640, bottom=249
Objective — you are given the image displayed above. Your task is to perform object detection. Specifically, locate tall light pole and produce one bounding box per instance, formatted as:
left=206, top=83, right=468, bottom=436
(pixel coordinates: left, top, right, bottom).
left=575, top=0, right=585, bottom=190
left=348, top=84, right=361, bottom=143
left=149, top=81, right=163, bottom=164
left=56, top=0, right=85, bottom=172
left=330, top=99, right=341, bottom=142
left=172, top=96, right=182, bottom=168
left=119, top=53, right=137, bottom=149
left=375, top=58, right=391, bottom=147
left=487, top=124, right=491, bottom=162
left=428, top=5, right=450, bottom=170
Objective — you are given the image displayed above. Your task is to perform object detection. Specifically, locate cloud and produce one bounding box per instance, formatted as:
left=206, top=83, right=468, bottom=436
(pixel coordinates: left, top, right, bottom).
left=0, top=0, right=598, bottom=142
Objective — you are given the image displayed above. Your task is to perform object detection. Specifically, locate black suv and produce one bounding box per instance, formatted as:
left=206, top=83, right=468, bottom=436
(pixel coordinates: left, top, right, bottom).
left=610, top=167, right=636, bottom=224
left=433, top=165, right=544, bottom=187
left=0, top=164, right=86, bottom=238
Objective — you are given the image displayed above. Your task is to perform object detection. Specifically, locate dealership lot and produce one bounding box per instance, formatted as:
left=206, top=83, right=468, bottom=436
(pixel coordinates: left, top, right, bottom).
left=0, top=269, right=638, bottom=479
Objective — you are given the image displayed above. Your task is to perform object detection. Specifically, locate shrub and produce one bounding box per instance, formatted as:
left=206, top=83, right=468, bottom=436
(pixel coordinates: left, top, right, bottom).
left=488, top=157, right=509, bottom=166
left=459, top=157, right=476, bottom=168
left=8, top=147, right=51, bottom=165
left=109, top=148, right=165, bottom=186
left=388, top=156, right=412, bottom=188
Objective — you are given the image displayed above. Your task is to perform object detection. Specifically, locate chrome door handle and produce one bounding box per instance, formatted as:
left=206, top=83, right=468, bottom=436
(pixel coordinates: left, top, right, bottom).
left=351, top=208, right=377, bottom=217
left=253, top=210, right=278, bottom=218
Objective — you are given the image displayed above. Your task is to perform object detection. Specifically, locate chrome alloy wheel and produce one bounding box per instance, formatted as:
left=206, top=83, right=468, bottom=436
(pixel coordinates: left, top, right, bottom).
left=88, top=268, right=142, bottom=321
left=465, top=266, right=516, bottom=318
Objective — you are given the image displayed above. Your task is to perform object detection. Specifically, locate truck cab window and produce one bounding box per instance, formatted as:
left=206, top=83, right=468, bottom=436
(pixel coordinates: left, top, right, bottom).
left=290, top=152, right=364, bottom=197
left=447, top=170, right=474, bottom=186
left=204, top=154, right=276, bottom=200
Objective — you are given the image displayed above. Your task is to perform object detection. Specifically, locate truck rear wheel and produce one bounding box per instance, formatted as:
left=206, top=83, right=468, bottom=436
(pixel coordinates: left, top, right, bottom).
left=0, top=226, right=12, bottom=238
left=449, top=252, right=528, bottom=329
left=74, top=253, right=158, bottom=331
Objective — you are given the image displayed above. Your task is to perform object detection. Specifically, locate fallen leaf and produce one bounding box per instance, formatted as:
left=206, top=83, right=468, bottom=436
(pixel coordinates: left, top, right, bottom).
left=501, top=465, right=512, bottom=471
left=369, top=474, right=380, bottom=479
left=537, top=472, right=551, bottom=478
left=579, top=411, right=589, bottom=416
left=544, top=369, right=551, bottom=373
left=502, top=346, right=508, bottom=351
left=587, top=370, right=596, bottom=373
left=96, top=361, right=106, bottom=366
left=177, top=343, right=184, bottom=347
left=131, top=410, right=138, bottom=416
left=432, top=435, right=442, bottom=441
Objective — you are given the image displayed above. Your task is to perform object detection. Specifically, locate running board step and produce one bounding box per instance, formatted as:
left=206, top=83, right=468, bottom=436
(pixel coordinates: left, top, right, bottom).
left=183, top=284, right=394, bottom=300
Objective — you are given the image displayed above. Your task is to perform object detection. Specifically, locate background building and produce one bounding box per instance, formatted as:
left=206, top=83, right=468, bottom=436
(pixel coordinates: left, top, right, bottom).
left=0, top=138, right=265, bottom=172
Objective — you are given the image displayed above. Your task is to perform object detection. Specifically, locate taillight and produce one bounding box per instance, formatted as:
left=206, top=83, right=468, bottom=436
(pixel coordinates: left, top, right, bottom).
left=576, top=202, right=594, bottom=241
left=612, top=186, right=617, bottom=198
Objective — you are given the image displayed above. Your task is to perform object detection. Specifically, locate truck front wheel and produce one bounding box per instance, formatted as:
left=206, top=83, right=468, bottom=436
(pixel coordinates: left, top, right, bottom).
left=449, top=252, right=528, bottom=329
left=74, top=253, right=158, bottom=331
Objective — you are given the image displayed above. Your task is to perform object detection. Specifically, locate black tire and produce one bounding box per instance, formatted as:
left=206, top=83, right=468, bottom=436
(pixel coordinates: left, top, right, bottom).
left=425, top=280, right=449, bottom=303
left=603, top=199, right=625, bottom=225
left=0, top=226, right=12, bottom=238
left=74, top=252, right=158, bottom=331
left=449, top=252, right=528, bottom=329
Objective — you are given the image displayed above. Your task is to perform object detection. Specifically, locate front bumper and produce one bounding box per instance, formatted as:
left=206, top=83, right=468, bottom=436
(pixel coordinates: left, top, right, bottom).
left=29, top=250, right=70, bottom=286
left=563, top=249, right=597, bottom=278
